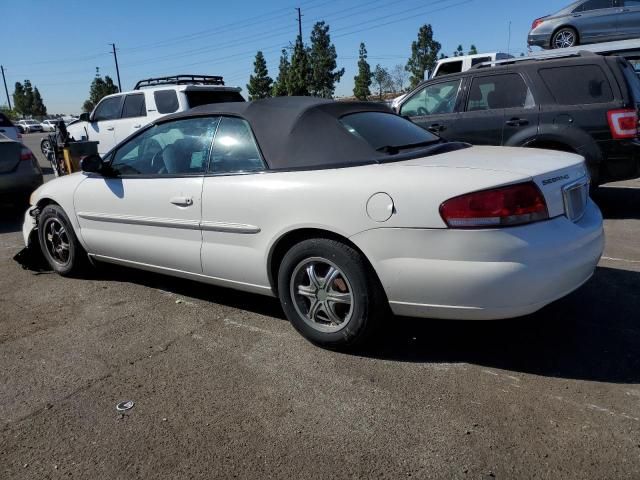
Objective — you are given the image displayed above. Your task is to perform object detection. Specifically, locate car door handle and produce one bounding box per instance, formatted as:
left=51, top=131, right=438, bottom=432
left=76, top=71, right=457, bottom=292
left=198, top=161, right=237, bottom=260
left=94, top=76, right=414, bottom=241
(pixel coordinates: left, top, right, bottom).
left=170, top=196, right=193, bottom=207
left=428, top=124, right=446, bottom=133
left=572, top=13, right=581, bottom=17
left=133, top=124, right=141, bottom=129
left=505, top=118, right=529, bottom=127
left=107, top=127, right=114, bottom=131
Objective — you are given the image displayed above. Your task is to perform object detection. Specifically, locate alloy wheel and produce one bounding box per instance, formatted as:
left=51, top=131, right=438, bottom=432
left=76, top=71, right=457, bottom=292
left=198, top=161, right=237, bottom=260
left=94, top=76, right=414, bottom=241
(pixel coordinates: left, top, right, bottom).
left=554, top=30, right=576, bottom=48
left=43, top=218, right=70, bottom=266
left=290, top=257, right=354, bottom=333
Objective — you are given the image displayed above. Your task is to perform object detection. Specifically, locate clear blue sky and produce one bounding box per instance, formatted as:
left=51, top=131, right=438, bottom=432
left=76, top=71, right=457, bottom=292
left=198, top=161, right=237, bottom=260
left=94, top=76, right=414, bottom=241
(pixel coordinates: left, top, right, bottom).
left=1, top=0, right=567, bottom=114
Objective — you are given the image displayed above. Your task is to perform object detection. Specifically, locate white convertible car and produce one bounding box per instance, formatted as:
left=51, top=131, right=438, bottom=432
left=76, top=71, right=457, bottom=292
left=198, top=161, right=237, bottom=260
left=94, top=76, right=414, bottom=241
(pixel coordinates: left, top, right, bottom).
left=24, top=97, right=604, bottom=349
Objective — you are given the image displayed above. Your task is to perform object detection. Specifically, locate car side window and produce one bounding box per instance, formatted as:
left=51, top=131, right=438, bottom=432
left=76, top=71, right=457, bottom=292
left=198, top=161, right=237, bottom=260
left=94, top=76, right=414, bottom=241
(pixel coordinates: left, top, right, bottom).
left=111, top=117, right=219, bottom=176
left=467, top=74, right=534, bottom=111
left=400, top=79, right=461, bottom=117
left=121, top=94, right=147, bottom=118
left=209, top=116, right=265, bottom=174
left=539, top=65, right=613, bottom=105
left=154, top=90, right=179, bottom=114
left=93, top=96, right=123, bottom=122
left=574, top=0, right=613, bottom=12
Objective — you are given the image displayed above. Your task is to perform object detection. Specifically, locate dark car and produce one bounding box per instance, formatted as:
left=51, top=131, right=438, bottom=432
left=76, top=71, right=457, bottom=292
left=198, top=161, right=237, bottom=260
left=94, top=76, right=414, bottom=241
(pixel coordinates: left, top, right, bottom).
left=397, top=51, right=640, bottom=185
left=529, top=0, right=640, bottom=50
left=0, top=134, right=43, bottom=206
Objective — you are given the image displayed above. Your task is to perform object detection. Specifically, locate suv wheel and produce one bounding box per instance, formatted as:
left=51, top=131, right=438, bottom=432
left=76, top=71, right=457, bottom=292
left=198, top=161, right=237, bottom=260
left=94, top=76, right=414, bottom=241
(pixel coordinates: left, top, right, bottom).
left=552, top=28, right=578, bottom=49
left=277, top=238, right=385, bottom=350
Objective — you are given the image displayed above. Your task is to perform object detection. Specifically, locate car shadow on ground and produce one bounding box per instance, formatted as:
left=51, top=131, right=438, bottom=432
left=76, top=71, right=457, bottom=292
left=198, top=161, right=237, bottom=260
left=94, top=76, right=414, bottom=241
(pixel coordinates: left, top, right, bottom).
left=367, top=266, right=640, bottom=384
left=592, top=186, right=640, bottom=220
left=15, top=246, right=639, bottom=384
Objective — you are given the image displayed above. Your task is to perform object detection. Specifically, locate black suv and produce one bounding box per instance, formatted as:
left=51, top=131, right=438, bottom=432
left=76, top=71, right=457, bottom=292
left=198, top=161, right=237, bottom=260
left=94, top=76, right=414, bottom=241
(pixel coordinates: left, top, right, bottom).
left=397, top=52, right=640, bottom=185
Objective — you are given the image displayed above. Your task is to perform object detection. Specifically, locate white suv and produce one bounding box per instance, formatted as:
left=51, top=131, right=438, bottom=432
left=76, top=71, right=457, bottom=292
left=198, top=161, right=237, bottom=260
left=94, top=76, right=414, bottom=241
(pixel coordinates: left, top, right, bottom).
left=68, top=75, right=244, bottom=155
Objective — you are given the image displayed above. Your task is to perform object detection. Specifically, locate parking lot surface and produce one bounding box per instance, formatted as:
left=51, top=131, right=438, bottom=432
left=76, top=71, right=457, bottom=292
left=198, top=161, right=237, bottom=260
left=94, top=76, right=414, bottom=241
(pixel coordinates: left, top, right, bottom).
left=1, top=133, right=639, bottom=479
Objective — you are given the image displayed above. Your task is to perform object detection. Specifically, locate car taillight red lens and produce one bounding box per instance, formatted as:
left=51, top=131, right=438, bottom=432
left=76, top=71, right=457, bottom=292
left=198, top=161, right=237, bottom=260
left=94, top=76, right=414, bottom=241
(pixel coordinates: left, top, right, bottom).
left=607, top=109, right=638, bottom=139
left=439, top=182, right=549, bottom=228
left=531, top=18, right=544, bottom=29
left=20, top=148, right=33, bottom=161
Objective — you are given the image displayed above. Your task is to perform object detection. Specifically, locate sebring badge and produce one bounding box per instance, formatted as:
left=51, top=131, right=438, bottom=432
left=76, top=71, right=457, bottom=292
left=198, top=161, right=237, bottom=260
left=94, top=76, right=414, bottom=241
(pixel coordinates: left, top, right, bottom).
left=542, top=174, right=570, bottom=186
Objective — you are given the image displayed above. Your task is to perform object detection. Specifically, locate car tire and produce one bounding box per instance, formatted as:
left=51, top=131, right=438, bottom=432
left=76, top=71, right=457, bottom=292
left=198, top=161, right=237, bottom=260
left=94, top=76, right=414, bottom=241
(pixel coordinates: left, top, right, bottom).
left=38, top=204, right=88, bottom=276
left=277, top=238, right=386, bottom=350
left=552, top=27, right=578, bottom=49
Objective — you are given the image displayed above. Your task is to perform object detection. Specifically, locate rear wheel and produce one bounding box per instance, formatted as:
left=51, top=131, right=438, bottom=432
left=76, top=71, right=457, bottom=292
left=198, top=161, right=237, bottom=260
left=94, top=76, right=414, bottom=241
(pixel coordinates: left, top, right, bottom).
left=552, top=27, right=578, bottom=49
left=277, top=238, right=385, bottom=350
left=38, top=204, right=88, bottom=276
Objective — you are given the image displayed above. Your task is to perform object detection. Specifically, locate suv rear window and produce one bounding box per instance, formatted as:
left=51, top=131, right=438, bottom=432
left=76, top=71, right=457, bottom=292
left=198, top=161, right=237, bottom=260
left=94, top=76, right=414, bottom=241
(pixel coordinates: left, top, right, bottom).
left=186, top=90, right=245, bottom=108
left=0, top=113, right=13, bottom=127
left=340, top=111, right=439, bottom=152
left=539, top=65, right=613, bottom=105
left=154, top=90, right=179, bottom=114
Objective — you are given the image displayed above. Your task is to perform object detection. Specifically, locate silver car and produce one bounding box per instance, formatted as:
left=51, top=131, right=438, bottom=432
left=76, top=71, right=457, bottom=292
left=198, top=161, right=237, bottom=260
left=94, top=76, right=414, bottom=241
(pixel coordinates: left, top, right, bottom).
left=528, top=0, right=640, bottom=49
left=0, top=134, right=43, bottom=207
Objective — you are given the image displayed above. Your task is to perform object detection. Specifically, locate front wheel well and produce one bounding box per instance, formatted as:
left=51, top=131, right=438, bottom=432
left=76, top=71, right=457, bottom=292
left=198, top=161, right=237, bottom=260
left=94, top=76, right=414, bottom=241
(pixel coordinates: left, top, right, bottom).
left=267, top=228, right=381, bottom=296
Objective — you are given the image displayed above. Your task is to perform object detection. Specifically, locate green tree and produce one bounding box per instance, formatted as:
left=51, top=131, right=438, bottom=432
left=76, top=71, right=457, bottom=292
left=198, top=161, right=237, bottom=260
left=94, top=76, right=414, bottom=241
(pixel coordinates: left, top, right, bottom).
left=308, top=21, right=344, bottom=98
left=454, top=45, right=464, bottom=57
left=247, top=51, right=273, bottom=100
left=23, top=80, right=34, bottom=116
left=12, top=82, right=26, bottom=116
left=272, top=49, right=291, bottom=97
left=353, top=42, right=372, bottom=100
left=32, top=87, right=47, bottom=118
left=405, top=24, right=441, bottom=89
left=0, top=105, right=18, bottom=120
left=83, top=74, right=119, bottom=112
left=372, top=64, right=392, bottom=100
left=468, top=44, right=478, bottom=55
left=288, top=36, right=310, bottom=96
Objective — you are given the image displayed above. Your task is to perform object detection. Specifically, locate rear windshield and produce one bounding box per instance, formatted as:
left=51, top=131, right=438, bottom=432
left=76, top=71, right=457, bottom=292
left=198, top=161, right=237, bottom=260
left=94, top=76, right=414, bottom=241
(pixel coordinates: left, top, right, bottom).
left=539, top=64, right=613, bottom=105
left=340, top=111, right=439, bottom=152
left=186, top=90, right=245, bottom=108
left=0, top=113, right=13, bottom=127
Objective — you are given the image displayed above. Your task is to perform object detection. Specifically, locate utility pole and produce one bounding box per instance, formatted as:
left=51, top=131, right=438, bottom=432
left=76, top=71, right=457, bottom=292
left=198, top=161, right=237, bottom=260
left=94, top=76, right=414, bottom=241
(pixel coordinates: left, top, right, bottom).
left=295, top=7, right=302, bottom=39
left=507, top=21, right=512, bottom=55
left=109, top=43, right=122, bottom=92
left=1, top=65, right=11, bottom=110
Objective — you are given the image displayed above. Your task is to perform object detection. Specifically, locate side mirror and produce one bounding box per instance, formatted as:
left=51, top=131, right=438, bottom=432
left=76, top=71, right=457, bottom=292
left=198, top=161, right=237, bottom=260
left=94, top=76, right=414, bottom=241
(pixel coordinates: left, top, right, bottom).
left=79, top=112, right=90, bottom=122
left=80, top=154, right=103, bottom=174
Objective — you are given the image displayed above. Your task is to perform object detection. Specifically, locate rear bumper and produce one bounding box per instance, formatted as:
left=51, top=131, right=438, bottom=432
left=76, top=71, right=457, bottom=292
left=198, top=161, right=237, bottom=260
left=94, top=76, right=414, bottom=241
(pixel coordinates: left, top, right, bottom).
left=0, top=167, right=43, bottom=202
left=527, top=32, right=549, bottom=48
left=350, top=199, right=604, bottom=320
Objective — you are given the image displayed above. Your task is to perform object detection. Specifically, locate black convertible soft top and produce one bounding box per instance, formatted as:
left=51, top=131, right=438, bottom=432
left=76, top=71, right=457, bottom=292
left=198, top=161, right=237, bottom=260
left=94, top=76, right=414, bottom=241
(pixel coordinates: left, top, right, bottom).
left=162, top=96, right=397, bottom=170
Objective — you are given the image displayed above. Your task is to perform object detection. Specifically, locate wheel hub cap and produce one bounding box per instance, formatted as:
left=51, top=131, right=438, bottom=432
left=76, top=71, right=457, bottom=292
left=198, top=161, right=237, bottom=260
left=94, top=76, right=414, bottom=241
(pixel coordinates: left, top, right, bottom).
left=290, top=258, right=355, bottom=333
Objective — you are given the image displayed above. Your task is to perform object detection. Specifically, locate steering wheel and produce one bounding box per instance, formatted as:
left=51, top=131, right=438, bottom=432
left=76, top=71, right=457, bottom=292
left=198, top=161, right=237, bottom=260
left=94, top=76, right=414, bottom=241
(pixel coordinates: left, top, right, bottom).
left=151, top=149, right=166, bottom=174
left=417, top=106, right=429, bottom=116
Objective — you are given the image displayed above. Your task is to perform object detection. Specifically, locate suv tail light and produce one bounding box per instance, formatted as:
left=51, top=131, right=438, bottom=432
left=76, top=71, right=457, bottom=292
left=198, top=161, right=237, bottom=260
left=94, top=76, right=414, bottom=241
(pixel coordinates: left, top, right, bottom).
left=607, top=108, right=638, bottom=139
left=439, top=182, right=548, bottom=228
left=531, top=18, right=545, bottom=30
left=20, top=147, right=34, bottom=162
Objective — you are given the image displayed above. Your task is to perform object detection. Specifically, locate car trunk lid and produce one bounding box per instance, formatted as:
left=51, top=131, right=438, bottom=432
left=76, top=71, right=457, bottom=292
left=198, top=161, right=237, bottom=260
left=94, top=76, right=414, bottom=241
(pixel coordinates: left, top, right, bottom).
left=0, top=137, right=22, bottom=173
left=394, top=145, right=590, bottom=219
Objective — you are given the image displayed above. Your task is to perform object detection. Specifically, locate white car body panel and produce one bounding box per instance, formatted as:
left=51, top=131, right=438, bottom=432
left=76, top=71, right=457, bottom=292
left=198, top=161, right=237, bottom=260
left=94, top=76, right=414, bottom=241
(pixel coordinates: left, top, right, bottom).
left=25, top=145, right=604, bottom=320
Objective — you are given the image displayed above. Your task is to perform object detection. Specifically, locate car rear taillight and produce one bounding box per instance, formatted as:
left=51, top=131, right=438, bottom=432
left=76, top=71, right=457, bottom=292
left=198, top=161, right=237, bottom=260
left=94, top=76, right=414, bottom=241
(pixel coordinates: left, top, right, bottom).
left=531, top=17, right=545, bottom=30
left=607, top=108, right=638, bottom=139
left=439, top=182, right=548, bottom=228
left=20, top=148, right=33, bottom=161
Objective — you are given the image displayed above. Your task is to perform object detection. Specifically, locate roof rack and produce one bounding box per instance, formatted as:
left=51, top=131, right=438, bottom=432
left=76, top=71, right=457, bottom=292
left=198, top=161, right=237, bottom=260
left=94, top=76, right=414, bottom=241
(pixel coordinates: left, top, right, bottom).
left=472, top=50, right=597, bottom=70
left=134, top=74, right=225, bottom=90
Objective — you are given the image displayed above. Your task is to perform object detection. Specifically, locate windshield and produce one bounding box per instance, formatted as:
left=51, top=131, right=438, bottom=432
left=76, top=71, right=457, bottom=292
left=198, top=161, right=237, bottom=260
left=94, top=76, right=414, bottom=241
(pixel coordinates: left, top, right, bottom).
left=340, top=111, right=440, bottom=153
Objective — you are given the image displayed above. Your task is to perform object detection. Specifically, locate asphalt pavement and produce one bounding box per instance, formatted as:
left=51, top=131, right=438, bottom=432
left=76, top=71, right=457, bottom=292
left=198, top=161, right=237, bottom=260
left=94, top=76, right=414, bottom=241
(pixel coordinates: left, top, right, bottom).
left=0, top=133, right=639, bottom=479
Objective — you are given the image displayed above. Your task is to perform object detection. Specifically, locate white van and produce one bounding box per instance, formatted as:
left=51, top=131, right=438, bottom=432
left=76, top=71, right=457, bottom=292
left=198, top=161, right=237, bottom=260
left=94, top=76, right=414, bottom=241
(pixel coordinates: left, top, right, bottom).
left=429, top=52, right=514, bottom=78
